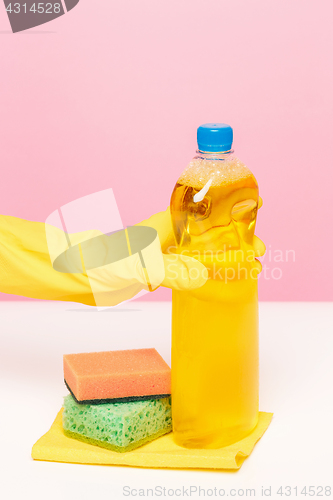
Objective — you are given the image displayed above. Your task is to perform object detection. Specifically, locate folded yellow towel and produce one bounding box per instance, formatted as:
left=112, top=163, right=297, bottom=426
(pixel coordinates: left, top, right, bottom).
left=32, top=408, right=273, bottom=470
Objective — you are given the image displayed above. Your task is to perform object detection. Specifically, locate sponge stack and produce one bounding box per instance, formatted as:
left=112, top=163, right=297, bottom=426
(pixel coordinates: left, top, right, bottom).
left=63, top=348, right=172, bottom=452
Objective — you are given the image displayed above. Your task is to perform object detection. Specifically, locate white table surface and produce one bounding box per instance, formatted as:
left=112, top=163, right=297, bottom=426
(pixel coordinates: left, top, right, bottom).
left=0, top=301, right=332, bottom=500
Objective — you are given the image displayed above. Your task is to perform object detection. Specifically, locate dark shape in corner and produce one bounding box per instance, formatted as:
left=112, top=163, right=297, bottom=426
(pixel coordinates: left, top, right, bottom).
left=3, top=0, right=80, bottom=33
left=64, top=0, right=80, bottom=12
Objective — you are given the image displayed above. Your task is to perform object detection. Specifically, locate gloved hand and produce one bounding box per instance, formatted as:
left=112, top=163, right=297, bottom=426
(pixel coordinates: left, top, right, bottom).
left=0, top=208, right=208, bottom=306
left=0, top=201, right=265, bottom=306
left=136, top=207, right=209, bottom=291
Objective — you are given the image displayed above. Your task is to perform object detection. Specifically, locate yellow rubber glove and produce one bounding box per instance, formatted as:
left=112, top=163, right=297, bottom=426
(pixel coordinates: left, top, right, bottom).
left=0, top=208, right=208, bottom=306
left=0, top=202, right=265, bottom=306
left=0, top=215, right=96, bottom=305
left=137, top=208, right=208, bottom=291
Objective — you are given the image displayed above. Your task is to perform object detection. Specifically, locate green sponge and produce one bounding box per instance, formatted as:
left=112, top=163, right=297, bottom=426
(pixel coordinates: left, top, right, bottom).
left=62, top=394, right=172, bottom=453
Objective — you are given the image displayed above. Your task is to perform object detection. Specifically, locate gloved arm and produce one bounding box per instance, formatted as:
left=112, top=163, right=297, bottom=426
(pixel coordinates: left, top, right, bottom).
left=0, top=214, right=96, bottom=305
left=0, top=203, right=265, bottom=305
left=0, top=208, right=208, bottom=306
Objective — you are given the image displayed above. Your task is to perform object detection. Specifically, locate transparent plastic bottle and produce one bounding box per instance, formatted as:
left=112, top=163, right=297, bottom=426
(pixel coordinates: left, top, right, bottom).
left=170, top=123, right=263, bottom=448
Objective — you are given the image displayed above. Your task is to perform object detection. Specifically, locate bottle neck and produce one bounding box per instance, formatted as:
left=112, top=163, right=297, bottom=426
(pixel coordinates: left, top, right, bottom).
left=195, top=149, right=234, bottom=160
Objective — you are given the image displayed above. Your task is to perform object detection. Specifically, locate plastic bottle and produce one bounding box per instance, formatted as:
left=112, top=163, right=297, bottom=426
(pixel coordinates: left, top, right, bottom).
left=170, top=123, right=263, bottom=448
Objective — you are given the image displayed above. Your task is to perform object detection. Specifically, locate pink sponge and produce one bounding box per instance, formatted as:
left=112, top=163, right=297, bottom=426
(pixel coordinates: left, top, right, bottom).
left=63, top=348, right=171, bottom=404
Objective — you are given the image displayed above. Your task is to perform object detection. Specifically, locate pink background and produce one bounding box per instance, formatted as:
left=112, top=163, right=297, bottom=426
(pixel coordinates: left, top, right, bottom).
left=0, top=1, right=332, bottom=302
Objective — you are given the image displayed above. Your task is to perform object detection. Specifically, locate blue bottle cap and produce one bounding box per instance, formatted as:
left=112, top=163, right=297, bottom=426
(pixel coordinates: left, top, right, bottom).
left=197, top=123, right=233, bottom=152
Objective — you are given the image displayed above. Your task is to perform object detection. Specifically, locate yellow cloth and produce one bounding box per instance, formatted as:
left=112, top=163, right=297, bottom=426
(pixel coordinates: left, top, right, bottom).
left=32, top=409, right=273, bottom=470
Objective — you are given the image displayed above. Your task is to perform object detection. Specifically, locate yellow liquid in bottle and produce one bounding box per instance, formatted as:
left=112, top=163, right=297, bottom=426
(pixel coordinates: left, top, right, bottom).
left=170, top=156, right=262, bottom=448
